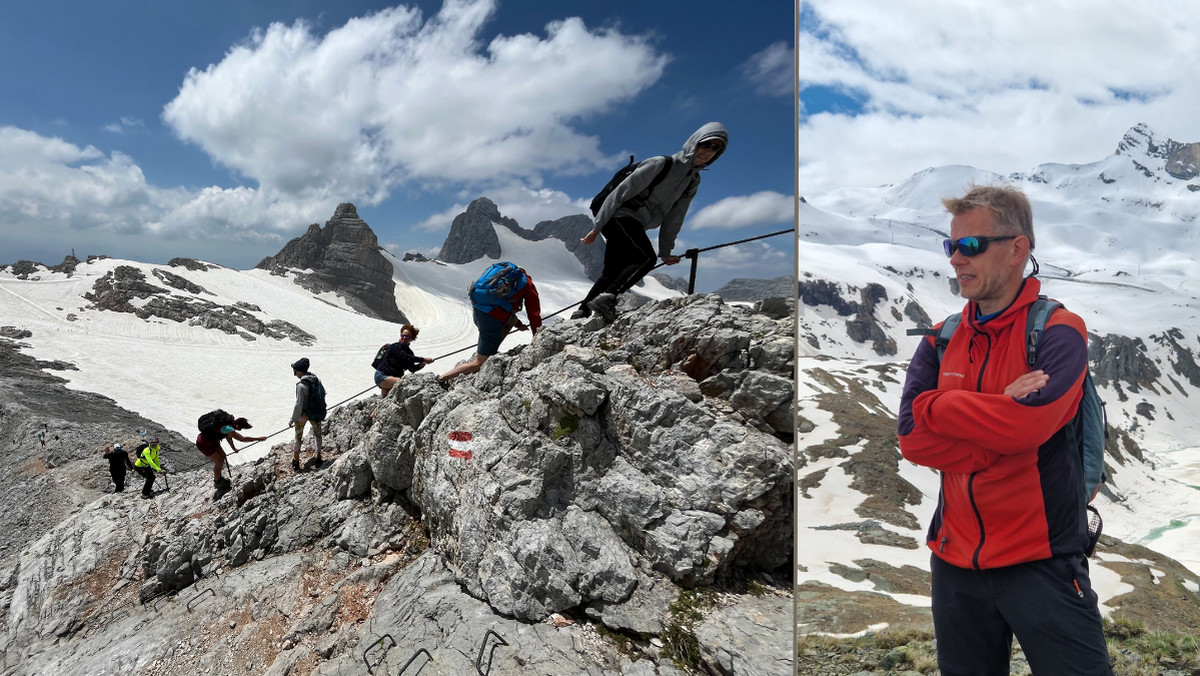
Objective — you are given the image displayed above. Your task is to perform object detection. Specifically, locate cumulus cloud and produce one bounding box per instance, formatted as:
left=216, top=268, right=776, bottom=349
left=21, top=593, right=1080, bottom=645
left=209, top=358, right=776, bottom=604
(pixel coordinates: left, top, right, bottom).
left=163, top=0, right=668, bottom=206
left=689, top=191, right=793, bottom=230
left=798, top=1, right=1200, bottom=198
left=0, top=126, right=330, bottom=262
left=742, top=41, right=793, bottom=97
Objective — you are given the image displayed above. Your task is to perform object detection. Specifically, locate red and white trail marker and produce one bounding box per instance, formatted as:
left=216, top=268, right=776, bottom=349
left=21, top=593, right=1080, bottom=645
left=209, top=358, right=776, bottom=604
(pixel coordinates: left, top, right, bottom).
left=448, top=431, right=473, bottom=460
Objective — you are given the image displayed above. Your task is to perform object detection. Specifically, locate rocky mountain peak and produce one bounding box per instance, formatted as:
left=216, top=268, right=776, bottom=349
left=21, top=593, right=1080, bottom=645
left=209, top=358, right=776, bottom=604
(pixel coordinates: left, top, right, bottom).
left=437, top=197, right=511, bottom=264
left=256, top=203, right=406, bottom=323
left=1116, top=123, right=1200, bottom=180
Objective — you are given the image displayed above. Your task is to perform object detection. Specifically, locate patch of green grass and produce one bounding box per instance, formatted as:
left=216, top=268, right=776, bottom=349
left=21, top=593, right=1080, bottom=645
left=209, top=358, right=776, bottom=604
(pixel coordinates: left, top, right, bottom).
left=660, top=589, right=717, bottom=670
left=551, top=414, right=580, bottom=441
left=521, top=399, right=532, bottom=412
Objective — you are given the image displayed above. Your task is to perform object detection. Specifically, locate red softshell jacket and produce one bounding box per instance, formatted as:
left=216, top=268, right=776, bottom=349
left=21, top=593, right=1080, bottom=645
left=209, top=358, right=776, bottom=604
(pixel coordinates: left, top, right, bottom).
left=898, top=278, right=1091, bottom=569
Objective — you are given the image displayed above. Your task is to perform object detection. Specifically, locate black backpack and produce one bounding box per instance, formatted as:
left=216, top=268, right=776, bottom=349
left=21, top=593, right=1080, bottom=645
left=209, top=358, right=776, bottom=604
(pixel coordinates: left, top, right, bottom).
left=198, top=409, right=235, bottom=439
left=301, top=374, right=327, bottom=422
left=371, top=344, right=390, bottom=370
left=589, top=155, right=673, bottom=216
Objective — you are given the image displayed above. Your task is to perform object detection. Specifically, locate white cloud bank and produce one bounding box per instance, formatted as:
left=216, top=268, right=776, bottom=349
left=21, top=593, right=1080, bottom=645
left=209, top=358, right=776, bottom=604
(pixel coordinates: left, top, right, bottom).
left=163, top=0, right=667, bottom=203
left=689, top=190, right=793, bottom=230
left=1, top=0, right=670, bottom=261
left=798, top=0, right=1200, bottom=198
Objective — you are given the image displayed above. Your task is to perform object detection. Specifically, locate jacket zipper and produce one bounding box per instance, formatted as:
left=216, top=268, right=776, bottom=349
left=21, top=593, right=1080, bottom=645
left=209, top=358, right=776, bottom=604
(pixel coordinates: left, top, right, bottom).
left=969, top=329, right=991, bottom=568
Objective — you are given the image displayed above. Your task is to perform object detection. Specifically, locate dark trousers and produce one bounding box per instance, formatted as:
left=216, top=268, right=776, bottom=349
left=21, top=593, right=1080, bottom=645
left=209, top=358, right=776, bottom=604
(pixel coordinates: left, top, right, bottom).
left=135, top=466, right=155, bottom=496
left=931, top=553, right=1113, bottom=676
left=581, top=215, right=658, bottom=307
left=111, top=470, right=127, bottom=493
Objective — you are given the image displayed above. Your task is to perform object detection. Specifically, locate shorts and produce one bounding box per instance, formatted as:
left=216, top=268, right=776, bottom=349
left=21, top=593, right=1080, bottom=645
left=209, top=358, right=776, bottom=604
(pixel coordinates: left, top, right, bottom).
left=474, top=308, right=507, bottom=357
left=374, top=369, right=391, bottom=386
left=294, top=418, right=322, bottom=438
left=195, top=432, right=221, bottom=457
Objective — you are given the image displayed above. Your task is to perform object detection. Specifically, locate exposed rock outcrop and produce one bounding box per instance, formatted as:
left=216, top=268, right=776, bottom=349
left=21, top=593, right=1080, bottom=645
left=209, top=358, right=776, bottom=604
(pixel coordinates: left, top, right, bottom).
left=256, top=203, right=406, bottom=323
left=716, top=276, right=795, bottom=301
left=436, top=197, right=510, bottom=264
left=0, top=296, right=794, bottom=675
left=84, top=266, right=316, bottom=345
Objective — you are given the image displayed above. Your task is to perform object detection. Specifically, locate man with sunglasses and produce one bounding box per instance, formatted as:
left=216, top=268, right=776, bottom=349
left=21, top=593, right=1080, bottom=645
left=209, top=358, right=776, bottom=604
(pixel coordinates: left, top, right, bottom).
left=575, top=122, right=728, bottom=323
left=897, top=185, right=1112, bottom=675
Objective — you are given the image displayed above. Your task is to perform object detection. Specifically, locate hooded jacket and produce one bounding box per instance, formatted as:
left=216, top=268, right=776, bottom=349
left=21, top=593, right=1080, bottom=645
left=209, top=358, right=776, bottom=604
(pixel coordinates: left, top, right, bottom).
left=897, top=277, right=1091, bottom=570
left=592, top=122, right=728, bottom=257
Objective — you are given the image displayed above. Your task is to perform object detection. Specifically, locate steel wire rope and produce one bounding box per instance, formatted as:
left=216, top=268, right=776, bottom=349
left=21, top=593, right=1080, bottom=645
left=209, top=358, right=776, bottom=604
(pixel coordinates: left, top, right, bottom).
left=231, top=227, right=794, bottom=454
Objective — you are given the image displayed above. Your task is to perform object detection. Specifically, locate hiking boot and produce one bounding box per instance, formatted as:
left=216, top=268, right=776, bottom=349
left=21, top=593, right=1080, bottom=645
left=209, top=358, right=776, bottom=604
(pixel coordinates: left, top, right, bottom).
left=569, top=306, right=591, bottom=320
left=291, top=457, right=301, bottom=472
left=141, top=491, right=154, bottom=499
left=587, top=293, right=618, bottom=323
left=214, top=478, right=231, bottom=490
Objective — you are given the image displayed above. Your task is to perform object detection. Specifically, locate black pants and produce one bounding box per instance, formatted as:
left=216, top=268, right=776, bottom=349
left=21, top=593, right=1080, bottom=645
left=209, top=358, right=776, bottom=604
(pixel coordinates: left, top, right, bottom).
left=135, top=466, right=155, bottom=495
left=111, top=470, right=127, bottom=492
left=931, top=553, right=1113, bottom=675
left=581, top=215, right=658, bottom=308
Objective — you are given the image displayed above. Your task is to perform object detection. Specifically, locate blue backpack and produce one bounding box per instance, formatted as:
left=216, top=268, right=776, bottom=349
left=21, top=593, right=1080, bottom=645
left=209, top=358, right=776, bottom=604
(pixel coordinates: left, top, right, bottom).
left=469, top=262, right=527, bottom=312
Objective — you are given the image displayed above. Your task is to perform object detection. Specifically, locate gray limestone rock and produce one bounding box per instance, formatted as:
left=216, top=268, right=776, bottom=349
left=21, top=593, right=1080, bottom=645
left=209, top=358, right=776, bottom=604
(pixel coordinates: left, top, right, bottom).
left=437, top=197, right=509, bottom=264
left=257, top=202, right=406, bottom=323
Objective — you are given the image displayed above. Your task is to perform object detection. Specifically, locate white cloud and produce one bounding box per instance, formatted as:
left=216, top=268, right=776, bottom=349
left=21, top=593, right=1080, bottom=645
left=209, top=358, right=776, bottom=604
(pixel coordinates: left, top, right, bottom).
left=798, top=1, right=1200, bottom=198
left=743, top=41, right=793, bottom=97
left=163, top=0, right=668, bottom=205
left=0, top=126, right=330, bottom=260
left=105, top=116, right=146, bottom=134
left=689, top=191, right=793, bottom=230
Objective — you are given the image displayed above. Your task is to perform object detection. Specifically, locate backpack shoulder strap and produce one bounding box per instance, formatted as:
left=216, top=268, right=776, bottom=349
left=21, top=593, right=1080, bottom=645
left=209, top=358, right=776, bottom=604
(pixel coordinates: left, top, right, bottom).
left=905, top=312, right=961, bottom=363
left=1024, top=295, right=1063, bottom=366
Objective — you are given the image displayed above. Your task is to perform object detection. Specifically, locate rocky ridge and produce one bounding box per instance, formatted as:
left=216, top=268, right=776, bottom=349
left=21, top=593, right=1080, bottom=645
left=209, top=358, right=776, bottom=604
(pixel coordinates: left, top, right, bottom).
left=84, top=265, right=317, bottom=345
left=715, top=276, right=796, bottom=302
left=437, top=197, right=606, bottom=280
left=256, top=203, right=407, bottom=324
left=1, top=295, right=795, bottom=675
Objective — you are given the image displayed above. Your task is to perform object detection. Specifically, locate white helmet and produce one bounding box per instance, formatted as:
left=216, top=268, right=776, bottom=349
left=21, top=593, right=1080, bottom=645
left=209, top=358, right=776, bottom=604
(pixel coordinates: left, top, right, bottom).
left=113, top=442, right=122, bottom=450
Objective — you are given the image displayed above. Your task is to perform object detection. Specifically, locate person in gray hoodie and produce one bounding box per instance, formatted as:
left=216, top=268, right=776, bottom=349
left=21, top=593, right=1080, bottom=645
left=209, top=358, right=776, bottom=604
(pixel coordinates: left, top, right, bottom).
left=575, top=122, right=728, bottom=322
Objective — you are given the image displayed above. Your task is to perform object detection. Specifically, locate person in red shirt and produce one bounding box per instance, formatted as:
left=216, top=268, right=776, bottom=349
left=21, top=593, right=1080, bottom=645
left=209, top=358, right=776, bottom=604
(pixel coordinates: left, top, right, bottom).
left=897, top=185, right=1111, bottom=675
left=440, top=264, right=541, bottom=383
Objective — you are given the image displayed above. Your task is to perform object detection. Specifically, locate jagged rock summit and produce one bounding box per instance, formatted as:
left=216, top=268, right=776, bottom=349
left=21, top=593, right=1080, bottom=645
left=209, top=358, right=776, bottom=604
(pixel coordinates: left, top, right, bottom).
left=1116, top=122, right=1200, bottom=181
left=256, top=203, right=407, bottom=323
left=1, top=294, right=795, bottom=675
left=436, top=197, right=511, bottom=264
left=437, top=197, right=606, bottom=279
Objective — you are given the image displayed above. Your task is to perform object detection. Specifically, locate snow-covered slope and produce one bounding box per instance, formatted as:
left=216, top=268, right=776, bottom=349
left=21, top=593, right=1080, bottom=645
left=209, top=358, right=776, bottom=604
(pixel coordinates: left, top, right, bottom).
left=795, top=123, right=1200, bottom=619
left=0, top=223, right=682, bottom=466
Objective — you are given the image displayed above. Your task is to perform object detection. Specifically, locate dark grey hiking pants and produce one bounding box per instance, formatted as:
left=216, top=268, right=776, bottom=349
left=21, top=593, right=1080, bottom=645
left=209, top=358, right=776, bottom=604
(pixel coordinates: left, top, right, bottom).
left=931, top=552, right=1113, bottom=676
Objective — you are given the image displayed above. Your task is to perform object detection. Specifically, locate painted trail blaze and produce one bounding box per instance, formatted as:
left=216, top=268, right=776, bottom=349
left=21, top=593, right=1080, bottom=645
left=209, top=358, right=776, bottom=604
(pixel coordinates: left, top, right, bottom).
left=448, top=431, right=473, bottom=460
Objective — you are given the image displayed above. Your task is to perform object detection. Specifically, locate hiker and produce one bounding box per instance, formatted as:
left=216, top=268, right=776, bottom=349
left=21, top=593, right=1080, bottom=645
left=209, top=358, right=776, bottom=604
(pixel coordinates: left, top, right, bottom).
left=439, top=262, right=541, bottom=383
left=290, top=358, right=328, bottom=471
left=195, top=412, right=265, bottom=491
left=37, top=430, right=46, bottom=448
left=897, top=185, right=1112, bottom=675
left=575, top=122, right=728, bottom=322
left=133, top=436, right=166, bottom=499
left=102, top=443, right=134, bottom=493
left=373, top=324, right=434, bottom=398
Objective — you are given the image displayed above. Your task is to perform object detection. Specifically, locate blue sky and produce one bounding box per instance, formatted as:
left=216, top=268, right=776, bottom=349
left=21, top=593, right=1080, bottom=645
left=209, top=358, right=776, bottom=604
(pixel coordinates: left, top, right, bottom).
left=796, top=1, right=1200, bottom=199
left=0, top=0, right=794, bottom=293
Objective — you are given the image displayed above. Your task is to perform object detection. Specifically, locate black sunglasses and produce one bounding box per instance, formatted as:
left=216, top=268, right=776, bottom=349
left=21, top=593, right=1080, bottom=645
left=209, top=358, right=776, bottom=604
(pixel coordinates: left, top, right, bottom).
left=697, top=140, right=724, bottom=151
left=943, top=235, right=1017, bottom=258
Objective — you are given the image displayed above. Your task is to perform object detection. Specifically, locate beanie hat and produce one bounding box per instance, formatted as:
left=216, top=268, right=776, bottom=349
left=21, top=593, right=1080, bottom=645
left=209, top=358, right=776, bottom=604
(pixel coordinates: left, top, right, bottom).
left=292, top=357, right=310, bottom=373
